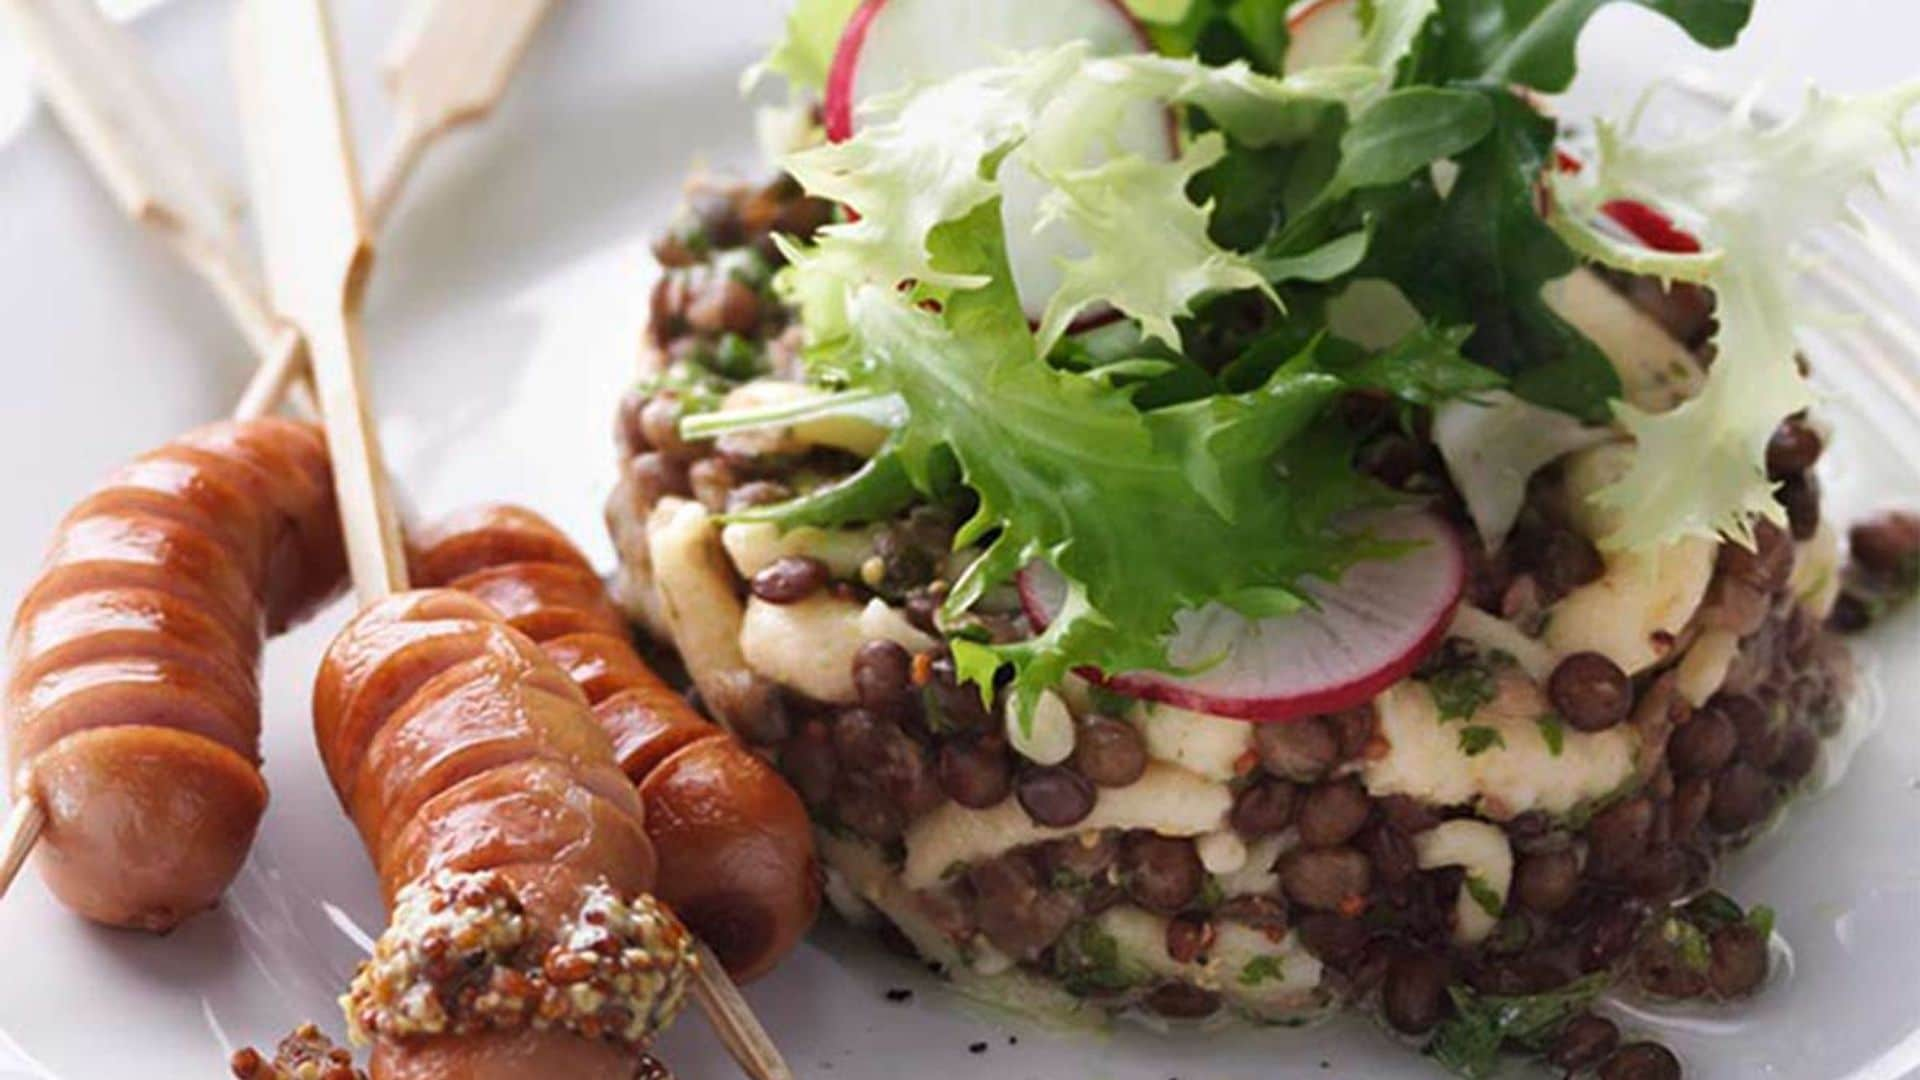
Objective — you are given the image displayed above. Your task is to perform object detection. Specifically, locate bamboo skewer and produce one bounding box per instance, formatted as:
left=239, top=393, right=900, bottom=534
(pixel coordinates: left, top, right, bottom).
left=232, top=4, right=787, bottom=1078
left=0, top=0, right=559, bottom=421
left=2, top=0, right=533, bottom=893
left=366, top=0, right=558, bottom=227
left=228, top=0, right=562, bottom=414
left=0, top=0, right=310, bottom=413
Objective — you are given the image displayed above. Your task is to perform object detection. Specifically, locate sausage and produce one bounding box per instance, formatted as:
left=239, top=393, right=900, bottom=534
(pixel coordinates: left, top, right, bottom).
left=5, top=418, right=345, bottom=931
left=314, top=590, right=694, bottom=1079
left=410, top=504, right=819, bottom=982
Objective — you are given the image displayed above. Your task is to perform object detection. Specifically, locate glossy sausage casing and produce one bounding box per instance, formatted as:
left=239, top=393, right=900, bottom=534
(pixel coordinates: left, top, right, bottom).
left=313, top=589, right=660, bottom=1080
left=5, top=418, right=345, bottom=930
left=411, top=504, right=819, bottom=981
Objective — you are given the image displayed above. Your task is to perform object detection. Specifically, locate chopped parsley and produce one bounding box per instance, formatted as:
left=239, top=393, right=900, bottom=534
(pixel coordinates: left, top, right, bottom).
left=1535, top=714, right=1566, bottom=756
left=1458, top=725, right=1505, bottom=756
left=1463, top=875, right=1505, bottom=919
left=1238, top=955, right=1288, bottom=988
left=1429, top=661, right=1498, bottom=723
left=1427, top=974, right=1610, bottom=1080
left=1052, top=921, right=1146, bottom=998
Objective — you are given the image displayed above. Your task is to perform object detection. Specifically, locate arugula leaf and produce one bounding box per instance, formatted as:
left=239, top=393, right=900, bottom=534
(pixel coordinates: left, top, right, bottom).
left=1416, top=0, right=1754, bottom=92
left=1333, top=87, right=1495, bottom=194
left=1428, top=974, right=1610, bottom=1079
left=1142, top=0, right=1291, bottom=71
left=725, top=448, right=941, bottom=530
left=1362, top=88, right=1621, bottom=421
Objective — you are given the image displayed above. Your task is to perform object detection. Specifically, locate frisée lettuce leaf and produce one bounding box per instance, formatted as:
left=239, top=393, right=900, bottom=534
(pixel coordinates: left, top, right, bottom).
left=1550, top=84, right=1920, bottom=549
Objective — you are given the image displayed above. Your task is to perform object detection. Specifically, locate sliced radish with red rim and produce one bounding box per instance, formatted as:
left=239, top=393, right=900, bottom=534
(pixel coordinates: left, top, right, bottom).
left=825, top=0, right=1174, bottom=326
left=1284, top=0, right=1363, bottom=72
left=1019, top=511, right=1466, bottom=722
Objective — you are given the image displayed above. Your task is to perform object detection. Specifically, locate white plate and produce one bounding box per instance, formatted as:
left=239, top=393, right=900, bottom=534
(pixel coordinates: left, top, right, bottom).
left=1, top=2, right=1918, bottom=1077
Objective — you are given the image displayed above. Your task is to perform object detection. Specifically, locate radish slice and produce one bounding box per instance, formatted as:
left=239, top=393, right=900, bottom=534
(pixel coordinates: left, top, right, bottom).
left=1019, top=511, right=1467, bottom=722
left=1284, top=0, right=1362, bottom=72
left=824, top=0, right=1173, bottom=324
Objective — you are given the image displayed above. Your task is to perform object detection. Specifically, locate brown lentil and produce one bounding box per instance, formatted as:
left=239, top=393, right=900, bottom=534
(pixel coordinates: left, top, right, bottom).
left=1230, top=778, right=1297, bottom=837
left=1586, top=797, right=1655, bottom=879
left=1670, top=703, right=1739, bottom=777
left=1771, top=723, right=1820, bottom=782
left=628, top=452, right=691, bottom=506
left=1279, top=848, right=1372, bottom=913
left=686, top=276, right=762, bottom=337
left=1598, top=1042, right=1683, bottom=1080
left=1549, top=652, right=1633, bottom=732
left=1780, top=474, right=1822, bottom=541
left=1069, top=715, right=1148, bottom=788
left=1164, top=914, right=1215, bottom=965
left=937, top=740, right=1013, bottom=809
left=852, top=640, right=916, bottom=720
left=727, top=479, right=793, bottom=511
left=638, top=395, right=692, bottom=459
left=750, top=556, right=830, bottom=604
left=1382, top=949, right=1451, bottom=1035
left=1254, top=717, right=1340, bottom=781
left=780, top=727, right=837, bottom=808
left=834, top=778, right=904, bottom=843
left=1766, top=417, right=1824, bottom=477
left=1513, top=849, right=1581, bottom=913
left=1548, top=1015, right=1621, bottom=1075
left=1361, top=823, right=1418, bottom=887
left=687, top=457, right=736, bottom=512
left=1143, top=981, right=1222, bottom=1020
left=1708, top=922, right=1770, bottom=998
left=1851, top=512, right=1920, bottom=585
left=1295, top=779, right=1372, bottom=848
left=966, top=857, right=1076, bottom=961
left=1121, top=834, right=1205, bottom=914
left=1015, top=766, right=1096, bottom=828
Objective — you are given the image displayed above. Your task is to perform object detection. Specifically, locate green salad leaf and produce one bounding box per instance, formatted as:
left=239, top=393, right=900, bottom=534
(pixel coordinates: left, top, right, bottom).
left=751, top=0, right=863, bottom=93
left=1413, top=0, right=1754, bottom=92
left=1428, top=974, right=1610, bottom=1079
left=1360, top=87, right=1620, bottom=421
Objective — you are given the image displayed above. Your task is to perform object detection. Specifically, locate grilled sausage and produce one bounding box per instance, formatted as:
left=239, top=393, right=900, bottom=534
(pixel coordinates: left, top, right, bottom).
left=411, top=504, right=819, bottom=981
left=5, top=418, right=345, bottom=931
left=314, top=590, right=693, bottom=1079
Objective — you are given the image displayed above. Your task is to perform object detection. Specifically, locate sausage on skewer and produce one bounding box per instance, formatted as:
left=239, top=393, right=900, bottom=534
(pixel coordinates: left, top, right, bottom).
left=314, top=589, right=696, bottom=1080
left=410, top=504, right=819, bottom=981
left=5, top=418, right=346, bottom=930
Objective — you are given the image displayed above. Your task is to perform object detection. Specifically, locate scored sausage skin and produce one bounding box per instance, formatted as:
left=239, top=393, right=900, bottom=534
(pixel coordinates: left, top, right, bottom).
left=314, top=590, right=665, bottom=1080
left=5, top=418, right=345, bottom=931
left=411, top=504, right=820, bottom=982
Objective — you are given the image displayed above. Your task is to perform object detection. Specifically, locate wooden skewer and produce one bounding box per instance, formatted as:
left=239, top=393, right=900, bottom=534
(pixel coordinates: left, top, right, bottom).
left=233, top=4, right=787, bottom=1078
left=0, top=0, right=311, bottom=414
left=365, top=0, right=559, bottom=227
left=5, top=0, right=570, bottom=894
left=228, top=0, right=562, bottom=415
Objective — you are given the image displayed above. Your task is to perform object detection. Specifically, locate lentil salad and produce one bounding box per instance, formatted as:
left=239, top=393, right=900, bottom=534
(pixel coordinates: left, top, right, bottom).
left=604, top=1, right=1920, bottom=1075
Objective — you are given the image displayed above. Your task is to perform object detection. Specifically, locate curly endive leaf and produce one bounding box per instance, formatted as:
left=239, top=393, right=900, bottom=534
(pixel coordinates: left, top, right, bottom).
left=1551, top=84, right=1920, bottom=550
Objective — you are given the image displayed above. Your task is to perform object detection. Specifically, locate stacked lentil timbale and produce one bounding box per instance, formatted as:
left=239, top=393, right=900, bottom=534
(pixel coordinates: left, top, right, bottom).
left=603, top=178, right=1902, bottom=1079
